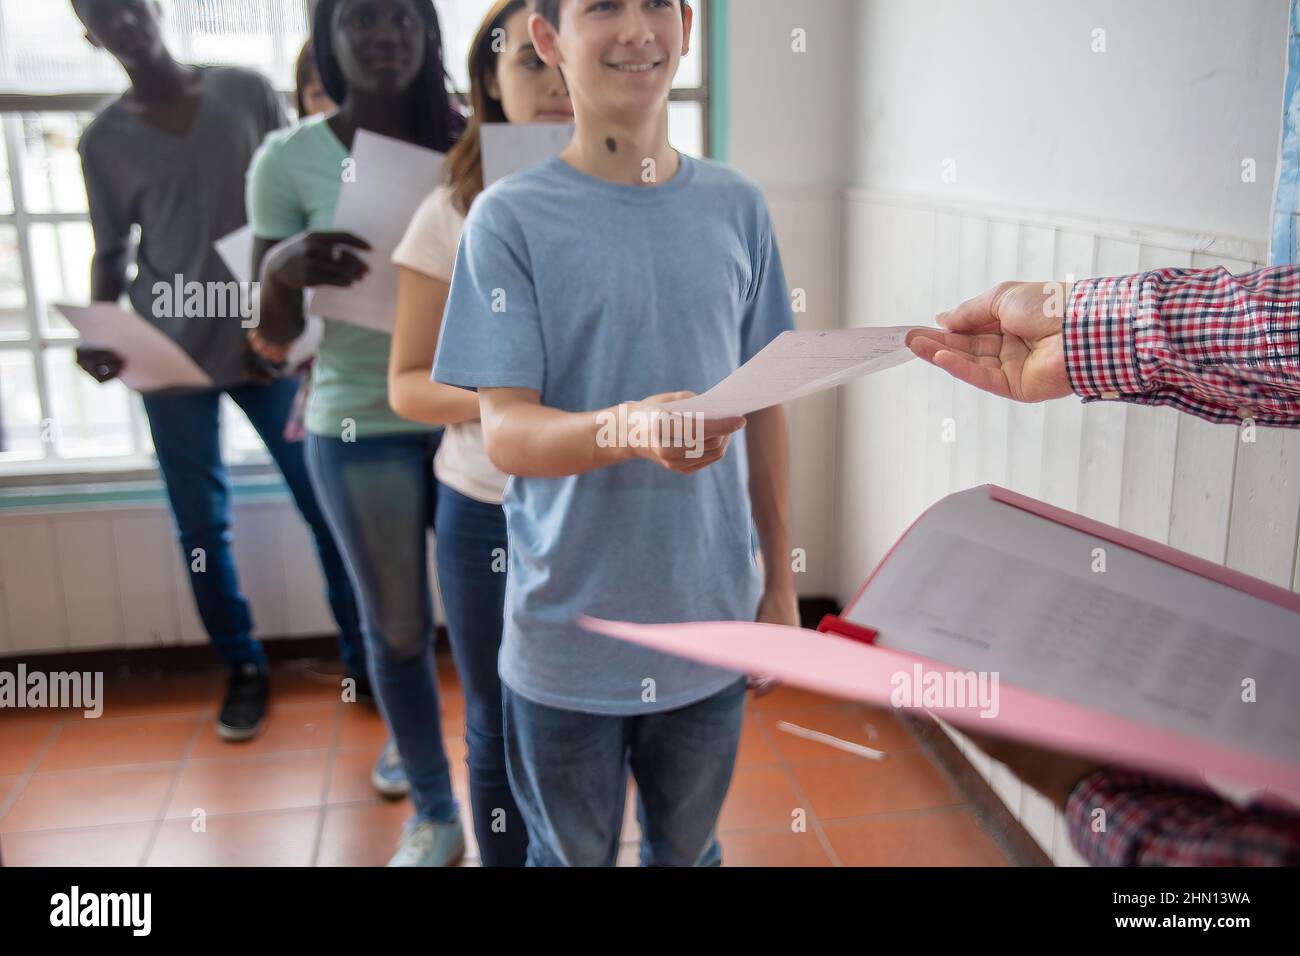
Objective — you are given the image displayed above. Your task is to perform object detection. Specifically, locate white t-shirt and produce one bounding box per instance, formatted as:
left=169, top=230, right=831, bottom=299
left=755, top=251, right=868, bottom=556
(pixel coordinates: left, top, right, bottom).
left=392, top=185, right=509, bottom=505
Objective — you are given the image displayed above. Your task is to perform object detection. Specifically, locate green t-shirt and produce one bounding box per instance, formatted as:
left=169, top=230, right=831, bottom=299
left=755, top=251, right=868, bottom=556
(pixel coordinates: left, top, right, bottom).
left=246, top=114, right=427, bottom=438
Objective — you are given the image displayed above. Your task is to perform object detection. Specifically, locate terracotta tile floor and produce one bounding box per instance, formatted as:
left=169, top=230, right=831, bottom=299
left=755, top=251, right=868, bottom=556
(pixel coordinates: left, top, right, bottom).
left=0, top=658, right=1007, bottom=867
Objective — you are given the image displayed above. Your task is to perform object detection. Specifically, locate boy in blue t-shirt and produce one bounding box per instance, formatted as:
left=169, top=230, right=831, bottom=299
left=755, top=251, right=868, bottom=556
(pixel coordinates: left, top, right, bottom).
left=434, top=0, right=797, bottom=866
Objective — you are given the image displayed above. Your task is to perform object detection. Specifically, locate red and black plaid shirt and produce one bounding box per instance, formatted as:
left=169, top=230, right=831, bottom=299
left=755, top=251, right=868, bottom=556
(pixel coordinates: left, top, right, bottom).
left=1066, top=767, right=1300, bottom=866
left=1065, top=266, right=1300, bottom=426
left=1063, top=265, right=1300, bottom=863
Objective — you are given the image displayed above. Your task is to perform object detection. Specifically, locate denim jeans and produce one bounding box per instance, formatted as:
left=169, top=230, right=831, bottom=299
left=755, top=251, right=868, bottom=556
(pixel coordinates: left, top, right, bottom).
left=142, top=378, right=364, bottom=677
left=305, top=430, right=457, bottom=824
left=435, top=484, right=528, bottom=866
left=503, top=677, right=747, bottom=866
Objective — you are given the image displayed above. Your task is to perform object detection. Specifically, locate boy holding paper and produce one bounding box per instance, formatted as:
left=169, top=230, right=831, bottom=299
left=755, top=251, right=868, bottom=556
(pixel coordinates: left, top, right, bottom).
left=70, top=0, right=365, bottom=744
left=434, top=0, right=797, bottom=866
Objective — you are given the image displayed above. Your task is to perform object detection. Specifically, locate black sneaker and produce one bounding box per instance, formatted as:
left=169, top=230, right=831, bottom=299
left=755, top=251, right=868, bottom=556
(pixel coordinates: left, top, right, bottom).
left=216, top=664, right=269, bottom=741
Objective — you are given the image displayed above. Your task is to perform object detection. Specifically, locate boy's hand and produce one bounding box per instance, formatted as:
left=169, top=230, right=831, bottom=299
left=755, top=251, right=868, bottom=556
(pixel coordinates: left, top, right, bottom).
left=75, top=346, right=126, bottom=383
left=624, top=391, right=746, bottom=474
left=906, top=281, right=1073, bottom=402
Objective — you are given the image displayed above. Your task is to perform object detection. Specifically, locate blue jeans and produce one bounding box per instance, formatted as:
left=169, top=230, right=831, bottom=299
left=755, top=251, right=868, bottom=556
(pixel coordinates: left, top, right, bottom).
left=142, top=379, right=364, bottom=677
left=503, top=677, right=747, bottom=866
left=435, top=485, right=528, bottom=866
left=305, top=431, right=457, bottom=824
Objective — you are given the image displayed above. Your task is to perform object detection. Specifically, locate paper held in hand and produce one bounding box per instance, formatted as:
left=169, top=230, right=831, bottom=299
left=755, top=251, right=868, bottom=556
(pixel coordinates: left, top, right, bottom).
left=480, top=122, right=574, bottom=188
left=55, top=302, right=213, bottom=392
left=656, top=326, right=921, bottom=418
left=308, top=130, right=445, bottom=334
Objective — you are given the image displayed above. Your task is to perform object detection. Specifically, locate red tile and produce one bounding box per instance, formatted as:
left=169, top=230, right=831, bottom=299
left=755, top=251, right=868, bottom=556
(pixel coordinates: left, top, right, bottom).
left=718, top=765, right=803, bottom=831
left=336, top=703, right=390, bottom=752
left=327, top=749, right=397, bottom=805
left=443, top=735, right=469, bottom=794
left=735, top=714, right=780, bottom=768
left=721, top=829, right=833, bottom=867
left=751, top=684, right=841, bottom=714
left=1, top=822, right=156, bottom=866
left=147, top=808, right=320, bottom=866
left=1, top=765, right=176, bottom=833
left=822, top=807, right=1008, bottom=866
left=0, top=714, right=62, bottom=775
left=165, top=751, right=329, bottom=819
left=621, top=781, right=639, bottom=842
left=788, top=751, right=961, bottom=820
left=763, top=702, right=917, bottom=763
left=317, top=800, right=412, bottom=867
left=37, top=714, right=199, bottom=771
left=189, top=702, right=337, bottom=758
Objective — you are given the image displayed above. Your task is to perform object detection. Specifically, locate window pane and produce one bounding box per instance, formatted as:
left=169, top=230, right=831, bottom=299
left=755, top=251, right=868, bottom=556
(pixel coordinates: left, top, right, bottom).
left=43, top=347, right=135, bottom=458
left=675, top=3, right=703, bottom=89
left=220, top=393, right=270, bottom=463
left=668, top=100, right=703, bottom=159
left=0, top=350, right=45, bottom=460
left=0, top=0, right=309, bottom=94
left=29, top=221, right=93, bottom=335
left=0, top=224, right=29, bottom=339
left=0, top=124, right=13, bottom=215
left=434, top=0, right=501, bottom=94
left=17, top=112, right=93, bottom=215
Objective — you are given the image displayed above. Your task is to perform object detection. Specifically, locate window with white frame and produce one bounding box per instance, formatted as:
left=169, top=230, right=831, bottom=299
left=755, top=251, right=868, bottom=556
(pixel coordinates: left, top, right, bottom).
left=0, top=0, right=713, bottom=479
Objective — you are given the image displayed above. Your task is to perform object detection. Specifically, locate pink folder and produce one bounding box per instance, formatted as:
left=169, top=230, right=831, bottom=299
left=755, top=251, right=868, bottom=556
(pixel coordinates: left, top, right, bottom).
left=581, top=485, right=1300, bottom=803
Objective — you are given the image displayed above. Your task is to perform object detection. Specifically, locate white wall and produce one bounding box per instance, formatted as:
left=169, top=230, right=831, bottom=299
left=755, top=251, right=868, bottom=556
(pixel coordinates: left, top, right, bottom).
left=837, top=0, right=1297, bottom=864
left=854, top=0, right=1288, bottom=241
left=727, top=0, right=855, bottom=187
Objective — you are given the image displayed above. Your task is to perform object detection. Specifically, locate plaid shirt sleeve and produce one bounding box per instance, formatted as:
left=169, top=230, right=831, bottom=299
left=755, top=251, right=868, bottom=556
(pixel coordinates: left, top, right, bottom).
left=1064, top=266, right=1300, bottom=426
left=1065, top=767, right=1300, bottom=866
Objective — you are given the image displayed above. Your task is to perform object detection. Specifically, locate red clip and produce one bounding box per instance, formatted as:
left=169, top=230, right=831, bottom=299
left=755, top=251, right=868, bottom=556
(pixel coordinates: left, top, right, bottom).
left=816, top=613, right=879, bottom=645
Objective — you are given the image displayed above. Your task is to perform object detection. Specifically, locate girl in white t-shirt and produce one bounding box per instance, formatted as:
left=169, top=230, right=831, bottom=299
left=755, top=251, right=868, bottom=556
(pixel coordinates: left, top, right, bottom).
left=388, top=0, right=572, bottom=867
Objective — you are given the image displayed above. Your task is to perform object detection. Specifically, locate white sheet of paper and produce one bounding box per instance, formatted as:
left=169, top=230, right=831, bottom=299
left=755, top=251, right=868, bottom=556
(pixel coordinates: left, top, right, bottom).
left=848, top=486, right=1300, bottom=768
left=481, top=122, right=574, bottom=187
left=214, top=224, right=255, bottom=284
left=309, top=130, right=444, bottom=334
left=55, top=302, right=213, bottom=392
left=657, top=326, right=919, bottom=418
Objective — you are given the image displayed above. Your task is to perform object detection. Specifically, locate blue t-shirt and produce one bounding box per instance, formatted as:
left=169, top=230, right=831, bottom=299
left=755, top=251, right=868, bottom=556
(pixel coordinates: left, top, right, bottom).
left=434, top=153, right=795, bottom=715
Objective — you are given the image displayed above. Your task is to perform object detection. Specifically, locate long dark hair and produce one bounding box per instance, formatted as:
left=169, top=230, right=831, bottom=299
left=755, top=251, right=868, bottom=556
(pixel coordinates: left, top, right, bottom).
left=444, top=0, right=524, bottom=216
left=312, top=0, right=465, bottom=152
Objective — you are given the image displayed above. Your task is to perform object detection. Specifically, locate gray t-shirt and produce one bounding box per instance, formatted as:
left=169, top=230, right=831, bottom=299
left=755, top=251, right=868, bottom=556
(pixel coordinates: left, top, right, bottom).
left=79, top=66, right=285, bottom=387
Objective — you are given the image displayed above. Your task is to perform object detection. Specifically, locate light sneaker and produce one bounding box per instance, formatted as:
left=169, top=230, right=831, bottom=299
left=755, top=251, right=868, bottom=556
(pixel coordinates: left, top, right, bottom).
left=387, top=817, right=465, bottom=867
left=370, top=739, right=410, bottom=798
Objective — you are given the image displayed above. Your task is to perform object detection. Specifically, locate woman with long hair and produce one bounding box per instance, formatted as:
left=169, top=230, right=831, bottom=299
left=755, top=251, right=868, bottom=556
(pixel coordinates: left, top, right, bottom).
left=389, top=0, right=572, bottom=867
left=247, top=0, right=467, bottom=866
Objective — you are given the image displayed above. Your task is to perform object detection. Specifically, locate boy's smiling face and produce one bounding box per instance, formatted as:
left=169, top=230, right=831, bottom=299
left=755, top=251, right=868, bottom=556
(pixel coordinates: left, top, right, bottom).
left=532, top=0, right=691, bottom=125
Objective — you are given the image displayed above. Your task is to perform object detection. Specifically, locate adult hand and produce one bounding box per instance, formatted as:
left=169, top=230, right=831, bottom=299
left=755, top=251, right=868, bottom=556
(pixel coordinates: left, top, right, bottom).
left=260, top=230, right=372, bottom=292
left=907, top=281, right=1073, bottom=402
left=75, top=346, right=126, bottom=383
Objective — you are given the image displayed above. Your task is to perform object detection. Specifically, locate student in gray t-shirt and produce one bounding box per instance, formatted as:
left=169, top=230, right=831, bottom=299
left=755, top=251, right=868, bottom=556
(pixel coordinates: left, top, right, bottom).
left=70, top=0, right=368, bottom=746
